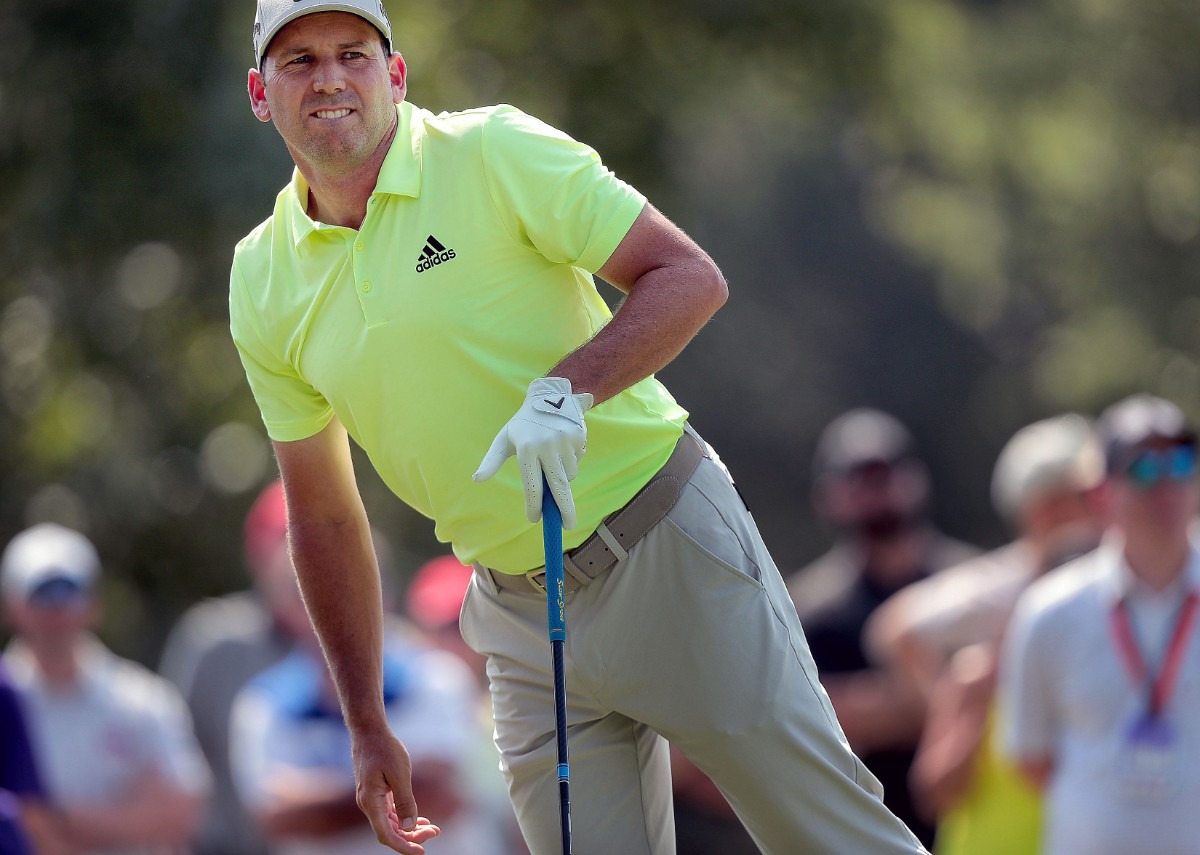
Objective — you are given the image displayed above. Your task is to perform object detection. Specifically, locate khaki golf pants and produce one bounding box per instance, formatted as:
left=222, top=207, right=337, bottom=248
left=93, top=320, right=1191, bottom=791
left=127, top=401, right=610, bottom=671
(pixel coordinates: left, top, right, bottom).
left=461, top=443, right=928, bottom=855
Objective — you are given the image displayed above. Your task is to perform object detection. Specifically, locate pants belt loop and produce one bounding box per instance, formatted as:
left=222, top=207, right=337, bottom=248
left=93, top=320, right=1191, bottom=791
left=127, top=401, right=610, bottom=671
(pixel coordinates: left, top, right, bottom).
left=593, top=523, right=629, bottom=563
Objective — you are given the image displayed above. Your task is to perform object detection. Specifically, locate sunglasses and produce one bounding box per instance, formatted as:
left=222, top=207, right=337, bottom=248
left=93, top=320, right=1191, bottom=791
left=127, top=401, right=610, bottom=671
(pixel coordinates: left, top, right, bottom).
left=27, top=576, right=90, bottom=609
left=1124, top=444, right=1198, bottom=488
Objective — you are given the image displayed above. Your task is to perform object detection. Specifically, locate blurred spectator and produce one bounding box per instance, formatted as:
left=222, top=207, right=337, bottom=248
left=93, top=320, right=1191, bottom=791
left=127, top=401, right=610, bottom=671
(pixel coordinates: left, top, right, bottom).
left=230, top=543, right=496, bottom=855
left=867, top=413, right=1106, bottom=854
left=1, top=523, right=210, bottom=855
left=786, top=408, right=980, bottom=847
left=999, top=394, right=1200, bottom=855
left=158, top=481, right=295, bottom=855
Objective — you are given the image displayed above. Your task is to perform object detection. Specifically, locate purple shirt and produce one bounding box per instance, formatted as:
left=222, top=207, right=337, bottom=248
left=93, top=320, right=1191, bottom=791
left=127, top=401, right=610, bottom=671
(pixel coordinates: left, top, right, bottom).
left=0, top=659, right=43, bottom=800
left=0, top=662, right=41, bottom=855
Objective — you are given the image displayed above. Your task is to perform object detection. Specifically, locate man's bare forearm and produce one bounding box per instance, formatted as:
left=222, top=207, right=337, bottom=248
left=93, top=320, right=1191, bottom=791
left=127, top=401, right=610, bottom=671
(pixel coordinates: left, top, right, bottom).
left=288, top=511, right=390, bottom=733
left=561, top=203, right=727, bottom=404
left=274, top=425, right=391, bottom=735
left=555, top=260, right=726, bottom=404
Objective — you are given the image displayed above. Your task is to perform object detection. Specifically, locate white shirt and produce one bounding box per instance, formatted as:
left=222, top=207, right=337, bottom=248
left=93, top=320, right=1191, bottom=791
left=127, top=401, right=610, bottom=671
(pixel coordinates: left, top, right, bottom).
left=999, top=540, right=1200, bottom=855
left=4, top=636, right=211, bottom=855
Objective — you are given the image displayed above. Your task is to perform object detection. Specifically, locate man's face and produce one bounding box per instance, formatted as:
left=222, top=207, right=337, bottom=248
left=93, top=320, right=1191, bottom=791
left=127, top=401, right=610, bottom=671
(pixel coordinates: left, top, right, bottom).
left=818, top=457, right=930, bottom=540
left=247, top=12, right=406, bottom=176
left=5, top=581, right=96, bottom=654
left=1108, top=438, right=1199, bottom=539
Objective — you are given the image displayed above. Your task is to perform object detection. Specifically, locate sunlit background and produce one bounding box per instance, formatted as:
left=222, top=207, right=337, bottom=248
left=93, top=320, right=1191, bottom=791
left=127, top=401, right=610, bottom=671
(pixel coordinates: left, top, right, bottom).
left=2, top=0, right=1198, bottom=661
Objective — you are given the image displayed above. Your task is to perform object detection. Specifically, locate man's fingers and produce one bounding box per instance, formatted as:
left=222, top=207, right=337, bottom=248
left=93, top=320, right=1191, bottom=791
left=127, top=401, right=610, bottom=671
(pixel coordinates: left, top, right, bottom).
left=545, top=463, right=577, bottom=530
left=361, top=781, right=441, bottom=853
left=359, top=777, right=416, bottom=852
left=473, top=431, right=513, bottom=482
left=519, top=455, right=545, bottom=523
left=563, top=448, right=580, bottom=482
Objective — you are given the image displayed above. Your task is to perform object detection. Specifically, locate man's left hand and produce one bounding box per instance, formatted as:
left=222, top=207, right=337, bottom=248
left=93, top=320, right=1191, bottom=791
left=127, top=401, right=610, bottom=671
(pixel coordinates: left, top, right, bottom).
left=473, top=377, right=593, bottom=529
left=352, top=728, right=441, bottom=854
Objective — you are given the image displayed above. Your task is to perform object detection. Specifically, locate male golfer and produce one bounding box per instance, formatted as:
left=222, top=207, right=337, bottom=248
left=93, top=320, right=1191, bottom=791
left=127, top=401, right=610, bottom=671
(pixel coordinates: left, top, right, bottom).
left=231, top=1, right=928, bottom=853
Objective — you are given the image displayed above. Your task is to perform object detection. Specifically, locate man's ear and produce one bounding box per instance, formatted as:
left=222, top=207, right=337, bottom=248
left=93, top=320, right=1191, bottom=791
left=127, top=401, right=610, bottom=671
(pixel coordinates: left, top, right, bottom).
left=389, top=52, right=408, bottom=104
left=248, top=68, right=272, bottom=123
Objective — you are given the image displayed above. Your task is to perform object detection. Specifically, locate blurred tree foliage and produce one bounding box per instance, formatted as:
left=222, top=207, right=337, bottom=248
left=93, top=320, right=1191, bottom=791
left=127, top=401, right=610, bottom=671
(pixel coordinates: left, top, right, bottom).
left=0, top=0, right=1197, bottom=660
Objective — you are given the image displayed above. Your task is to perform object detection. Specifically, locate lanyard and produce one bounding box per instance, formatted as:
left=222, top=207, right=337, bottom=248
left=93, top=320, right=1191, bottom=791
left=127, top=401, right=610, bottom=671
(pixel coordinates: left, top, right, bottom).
left=1110, top=590, right=1199, bottom=718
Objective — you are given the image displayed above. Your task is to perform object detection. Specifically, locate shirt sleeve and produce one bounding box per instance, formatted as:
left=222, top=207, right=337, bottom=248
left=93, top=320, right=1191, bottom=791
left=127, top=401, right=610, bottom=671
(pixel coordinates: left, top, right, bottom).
left=229, top=260, right=335, bottom=443
left=480, top=105, right=647, bottom=273
left=997, top=591, right=1060, bottom=763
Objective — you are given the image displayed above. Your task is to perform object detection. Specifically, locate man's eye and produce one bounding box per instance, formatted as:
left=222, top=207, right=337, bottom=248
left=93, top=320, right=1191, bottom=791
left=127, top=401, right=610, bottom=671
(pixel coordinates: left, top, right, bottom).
left=287, top=55, right=311, bottom=65
left=345, top=51, right=365, bottom=59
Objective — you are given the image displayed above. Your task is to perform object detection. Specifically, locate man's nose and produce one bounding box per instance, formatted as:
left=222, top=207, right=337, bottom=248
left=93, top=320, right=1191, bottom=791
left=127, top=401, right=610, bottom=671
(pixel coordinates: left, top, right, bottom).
left=312, top=62, right=346, bottom=94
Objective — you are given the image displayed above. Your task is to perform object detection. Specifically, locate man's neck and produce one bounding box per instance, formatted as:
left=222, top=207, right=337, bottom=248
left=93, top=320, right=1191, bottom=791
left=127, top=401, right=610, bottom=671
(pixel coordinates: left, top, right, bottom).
left=1122, top=532, right=1192, bottom=592
left=31, top=645, right=83, bottom=689
left=294, top=121, right=397, bottom=230
left=303, top=171, right=376, bottom=229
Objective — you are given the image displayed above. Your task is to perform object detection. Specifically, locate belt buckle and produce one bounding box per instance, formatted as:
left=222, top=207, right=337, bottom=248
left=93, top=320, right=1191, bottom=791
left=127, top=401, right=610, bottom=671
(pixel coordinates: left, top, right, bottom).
left=525, top=569, right=549, bottom=595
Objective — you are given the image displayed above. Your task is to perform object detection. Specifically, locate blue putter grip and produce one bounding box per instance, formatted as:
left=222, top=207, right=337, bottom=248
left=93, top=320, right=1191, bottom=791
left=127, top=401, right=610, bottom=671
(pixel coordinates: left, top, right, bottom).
left=541, top=478, right=567, bottom=641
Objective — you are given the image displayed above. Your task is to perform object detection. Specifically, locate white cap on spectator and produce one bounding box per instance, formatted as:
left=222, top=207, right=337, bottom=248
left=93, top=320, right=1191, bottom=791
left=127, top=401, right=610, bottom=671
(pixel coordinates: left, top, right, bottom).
left=814, top=408, right=915, bottom=476
left=991, top=414, right=1104, bottom=521
left=1, top=523, right=100, bottom=603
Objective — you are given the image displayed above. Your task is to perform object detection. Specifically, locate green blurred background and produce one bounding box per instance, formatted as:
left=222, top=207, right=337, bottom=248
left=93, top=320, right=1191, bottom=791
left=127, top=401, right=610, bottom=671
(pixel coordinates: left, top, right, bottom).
left=2, top=0, right=1199, bottom=661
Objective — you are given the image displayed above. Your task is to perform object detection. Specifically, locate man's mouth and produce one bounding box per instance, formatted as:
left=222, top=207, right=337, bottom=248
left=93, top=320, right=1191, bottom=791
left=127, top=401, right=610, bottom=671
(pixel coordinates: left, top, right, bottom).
left=314, top=108, right=353, bottom=119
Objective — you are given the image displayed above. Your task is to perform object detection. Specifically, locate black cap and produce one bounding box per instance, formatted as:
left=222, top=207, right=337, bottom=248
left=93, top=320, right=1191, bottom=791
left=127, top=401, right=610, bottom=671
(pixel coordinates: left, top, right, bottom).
left=814, top=408, right=914, bottom=476
left=1097, top=394, right=1196, bottom=473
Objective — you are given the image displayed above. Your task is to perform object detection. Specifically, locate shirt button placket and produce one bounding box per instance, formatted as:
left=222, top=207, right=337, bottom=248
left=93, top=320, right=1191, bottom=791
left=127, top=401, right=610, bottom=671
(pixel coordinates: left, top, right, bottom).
left=352, top=234, right=376, bottom=321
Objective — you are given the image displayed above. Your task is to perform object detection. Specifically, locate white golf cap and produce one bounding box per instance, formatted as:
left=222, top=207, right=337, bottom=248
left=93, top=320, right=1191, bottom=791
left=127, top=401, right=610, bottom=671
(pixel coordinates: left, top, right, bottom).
left=991, top=414, right=1105, bottom=521
left=253, top=0, right=392, bottom=67
left=1, top=523, right=100, bottom=604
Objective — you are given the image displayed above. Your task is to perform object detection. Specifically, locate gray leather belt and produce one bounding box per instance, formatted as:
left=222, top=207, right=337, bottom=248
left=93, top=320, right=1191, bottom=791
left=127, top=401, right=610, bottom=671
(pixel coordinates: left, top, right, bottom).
left=480, top=430, right=706, bottom=595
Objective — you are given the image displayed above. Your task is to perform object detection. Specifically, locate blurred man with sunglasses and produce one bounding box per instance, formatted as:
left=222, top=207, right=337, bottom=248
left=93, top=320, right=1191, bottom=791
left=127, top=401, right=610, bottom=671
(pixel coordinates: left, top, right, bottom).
left=999, top=394, right=1200, bottom=855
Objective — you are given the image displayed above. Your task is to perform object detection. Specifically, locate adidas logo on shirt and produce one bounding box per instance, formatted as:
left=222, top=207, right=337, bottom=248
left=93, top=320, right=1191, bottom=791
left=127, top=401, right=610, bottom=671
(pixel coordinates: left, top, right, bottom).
left=415, top=235, right=457, bottom=273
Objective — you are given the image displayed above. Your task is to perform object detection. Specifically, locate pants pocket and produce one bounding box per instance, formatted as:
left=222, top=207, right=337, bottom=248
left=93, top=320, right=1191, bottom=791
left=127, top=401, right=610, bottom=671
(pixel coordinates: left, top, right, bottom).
left=662, top=458, right=764, bottom=586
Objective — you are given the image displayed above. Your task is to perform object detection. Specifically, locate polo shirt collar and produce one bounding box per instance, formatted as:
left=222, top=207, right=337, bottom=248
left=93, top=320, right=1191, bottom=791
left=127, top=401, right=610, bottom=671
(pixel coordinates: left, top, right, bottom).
left=285, top=101, right=424, bottom=248
left=374, top=101, right=423, bottom=199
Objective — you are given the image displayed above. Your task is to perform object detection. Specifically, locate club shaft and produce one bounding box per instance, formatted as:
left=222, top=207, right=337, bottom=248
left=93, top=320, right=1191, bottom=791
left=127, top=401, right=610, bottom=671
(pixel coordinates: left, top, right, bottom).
left=553, top=638, right=571, bottom=854
left=542, top=482, right=572, bottom=854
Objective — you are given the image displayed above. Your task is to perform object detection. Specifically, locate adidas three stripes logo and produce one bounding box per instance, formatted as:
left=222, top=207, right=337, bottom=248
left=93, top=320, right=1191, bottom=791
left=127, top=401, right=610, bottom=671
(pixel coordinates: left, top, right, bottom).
left=415, top=235, right=457, bottom=273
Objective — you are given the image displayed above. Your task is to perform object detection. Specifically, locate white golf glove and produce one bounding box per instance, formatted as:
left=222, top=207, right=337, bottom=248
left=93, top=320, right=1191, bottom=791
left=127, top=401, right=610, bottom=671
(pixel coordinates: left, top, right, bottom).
left=473, top=377, right=594, bottom=529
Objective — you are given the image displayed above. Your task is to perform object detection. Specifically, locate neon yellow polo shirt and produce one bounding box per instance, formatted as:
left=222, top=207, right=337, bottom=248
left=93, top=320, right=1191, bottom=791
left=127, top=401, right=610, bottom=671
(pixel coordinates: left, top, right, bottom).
left=230, top=102, right=687, bottom=572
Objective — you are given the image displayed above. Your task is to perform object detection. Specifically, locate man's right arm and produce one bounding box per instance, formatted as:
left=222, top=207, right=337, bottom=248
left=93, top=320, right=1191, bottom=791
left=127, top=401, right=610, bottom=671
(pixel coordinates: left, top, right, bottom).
left=272, top=420, right=439, bottom=853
